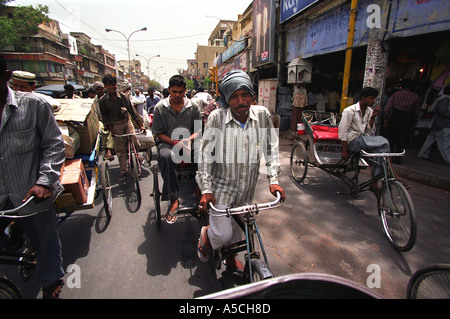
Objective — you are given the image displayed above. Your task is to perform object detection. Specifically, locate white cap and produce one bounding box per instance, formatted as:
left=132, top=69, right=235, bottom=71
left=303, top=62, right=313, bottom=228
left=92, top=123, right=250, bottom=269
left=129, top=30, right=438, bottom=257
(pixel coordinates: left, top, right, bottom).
left=11, top=70, right=36, bottom=82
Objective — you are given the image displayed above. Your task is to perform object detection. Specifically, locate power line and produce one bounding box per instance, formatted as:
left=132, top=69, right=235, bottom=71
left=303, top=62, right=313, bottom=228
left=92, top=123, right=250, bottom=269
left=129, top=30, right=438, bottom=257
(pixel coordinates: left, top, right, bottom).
left=52, top=0, right=126, bottom=51
left=91, top=33, right=209, bottom=42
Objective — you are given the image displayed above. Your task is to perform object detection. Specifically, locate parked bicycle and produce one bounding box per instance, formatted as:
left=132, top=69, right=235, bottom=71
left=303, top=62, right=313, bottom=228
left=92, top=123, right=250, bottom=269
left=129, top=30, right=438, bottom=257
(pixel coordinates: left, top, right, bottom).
left=290, top=111, right=417, bottom=252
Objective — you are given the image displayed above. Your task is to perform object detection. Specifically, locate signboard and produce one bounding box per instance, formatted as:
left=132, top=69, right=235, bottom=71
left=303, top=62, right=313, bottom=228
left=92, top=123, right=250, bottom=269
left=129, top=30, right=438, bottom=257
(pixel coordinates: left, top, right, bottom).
left=222, top=37, right=246, bottom=63
left=252, top=0, right=276, bottom=67
left=280, top=0, right=320, bottom=23
left=67, top=35, right=78, bottom=55
left=390, top=0, right=450, bottom=38
left=286, top=0, right=450, bottom=61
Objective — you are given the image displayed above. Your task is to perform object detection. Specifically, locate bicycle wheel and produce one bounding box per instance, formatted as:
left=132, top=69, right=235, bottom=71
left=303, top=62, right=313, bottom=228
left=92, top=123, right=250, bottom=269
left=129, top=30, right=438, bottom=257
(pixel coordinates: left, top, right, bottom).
left=100, top=161, right=113, bottom=219
left=243, top=259, right=274, bottom=284
left=130, top=152, right=142, bottom=208
left=151, top=165, right=162, bottom=225
left=290, top=142, right=308, bottom=183
left=378, top=179, right=416, bottom=252
left=407, top=264, right=450, bottom=299
left=0, top=275, right=22, bottom=299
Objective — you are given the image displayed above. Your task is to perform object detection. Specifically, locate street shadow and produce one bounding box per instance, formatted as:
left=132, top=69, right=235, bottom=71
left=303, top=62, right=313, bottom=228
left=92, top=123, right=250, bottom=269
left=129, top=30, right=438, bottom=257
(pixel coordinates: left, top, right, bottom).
left=0, top=212, right=95, bottom=299
left=95, top=206, right=111, bottom=233
left=108, top=166, right=144, bottom=214
left=58, top=213, right=95, bottom=269
left=137, top=211, right=242, bottom=298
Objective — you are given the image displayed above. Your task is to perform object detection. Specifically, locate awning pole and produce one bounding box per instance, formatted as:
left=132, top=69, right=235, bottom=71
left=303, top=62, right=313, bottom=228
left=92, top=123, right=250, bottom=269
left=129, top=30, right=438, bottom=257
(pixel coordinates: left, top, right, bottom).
left=340, top=0, right=359, bottom=113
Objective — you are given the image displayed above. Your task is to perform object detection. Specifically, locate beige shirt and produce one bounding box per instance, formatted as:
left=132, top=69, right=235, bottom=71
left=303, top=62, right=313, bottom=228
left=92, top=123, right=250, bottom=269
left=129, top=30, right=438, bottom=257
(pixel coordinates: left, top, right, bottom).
left=338, top=102, right=375, bottom=144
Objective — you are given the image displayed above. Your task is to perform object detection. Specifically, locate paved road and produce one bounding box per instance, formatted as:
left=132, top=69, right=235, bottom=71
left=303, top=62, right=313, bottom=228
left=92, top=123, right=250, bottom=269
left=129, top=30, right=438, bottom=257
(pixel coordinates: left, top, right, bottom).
left=2, top=134, right=449, bottom=299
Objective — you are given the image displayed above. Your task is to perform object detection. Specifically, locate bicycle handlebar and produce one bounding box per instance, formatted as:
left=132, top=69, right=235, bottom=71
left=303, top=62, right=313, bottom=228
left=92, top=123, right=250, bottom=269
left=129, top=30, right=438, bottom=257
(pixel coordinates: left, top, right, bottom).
left=361, top=149, right=405, bottom=157
left=208, top=192, right=283, bottom=217
left=0, top=196, right=37, bottom=219
left=114, top=129, right=146, bottom=138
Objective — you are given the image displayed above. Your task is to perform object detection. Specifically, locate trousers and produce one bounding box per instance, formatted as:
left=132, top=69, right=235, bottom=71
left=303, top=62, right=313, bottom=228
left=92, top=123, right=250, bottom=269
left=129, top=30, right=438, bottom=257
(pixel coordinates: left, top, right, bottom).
left=207, top=204, right=243, bottom=250
left=348, top=135, right=390, bottom=177
left=112, top=118, right=140, bottom=175
left=418, top=128, right=450, bottom=164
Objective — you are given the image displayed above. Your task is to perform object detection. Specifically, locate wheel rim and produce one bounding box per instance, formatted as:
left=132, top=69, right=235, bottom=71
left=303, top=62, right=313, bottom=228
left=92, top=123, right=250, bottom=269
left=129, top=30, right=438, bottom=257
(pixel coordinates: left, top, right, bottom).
left=379, top=180, right=416, bottom=251
left=152, top=166, right=161, bottom=224
left=101, top=162, right=113, bottom=218
left=290, top=143, right=308, bottom=182
left=105, top=168, right=113, bottom=214
left=408, top=266, right=450, bottom=299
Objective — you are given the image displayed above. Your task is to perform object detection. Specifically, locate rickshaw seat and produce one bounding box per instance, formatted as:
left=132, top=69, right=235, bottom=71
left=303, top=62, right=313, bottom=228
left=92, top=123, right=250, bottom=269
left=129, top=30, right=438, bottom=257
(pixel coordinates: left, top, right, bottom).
left=310, top=125, right=339, bottom=142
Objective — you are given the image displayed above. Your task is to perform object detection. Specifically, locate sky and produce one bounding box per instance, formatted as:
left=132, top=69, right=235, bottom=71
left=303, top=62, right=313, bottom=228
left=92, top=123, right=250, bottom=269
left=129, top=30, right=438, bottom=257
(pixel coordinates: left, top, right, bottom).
left=11, top=0, right=253, bottom=87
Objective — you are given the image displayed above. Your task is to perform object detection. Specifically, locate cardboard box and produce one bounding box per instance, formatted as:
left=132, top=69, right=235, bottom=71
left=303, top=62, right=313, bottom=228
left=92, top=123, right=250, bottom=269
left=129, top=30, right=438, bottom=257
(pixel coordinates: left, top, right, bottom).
left=58, top=122, right=80, bottom=158
left=60, top=159, right=88, bottom=205
left=54, top=99, right=99, bottom=154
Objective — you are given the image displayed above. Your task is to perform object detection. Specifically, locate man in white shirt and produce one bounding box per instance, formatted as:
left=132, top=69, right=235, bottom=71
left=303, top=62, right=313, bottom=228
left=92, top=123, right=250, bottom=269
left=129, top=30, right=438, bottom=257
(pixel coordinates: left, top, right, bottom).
left=315, top=88, right=328, bottom=112
left=339, top=87, right=389, bottom=195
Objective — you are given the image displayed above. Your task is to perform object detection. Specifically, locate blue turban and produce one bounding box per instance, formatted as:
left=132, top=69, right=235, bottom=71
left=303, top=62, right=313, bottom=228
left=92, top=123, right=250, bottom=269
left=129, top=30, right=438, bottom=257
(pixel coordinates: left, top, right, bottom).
left=218, top=70, right=254, bottom=108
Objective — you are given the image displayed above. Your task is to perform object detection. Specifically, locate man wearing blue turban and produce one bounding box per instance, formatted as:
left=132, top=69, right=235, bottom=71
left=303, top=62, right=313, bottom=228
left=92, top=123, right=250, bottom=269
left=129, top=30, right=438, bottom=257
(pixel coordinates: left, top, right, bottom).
left=196, top=70, right=286, bottom=272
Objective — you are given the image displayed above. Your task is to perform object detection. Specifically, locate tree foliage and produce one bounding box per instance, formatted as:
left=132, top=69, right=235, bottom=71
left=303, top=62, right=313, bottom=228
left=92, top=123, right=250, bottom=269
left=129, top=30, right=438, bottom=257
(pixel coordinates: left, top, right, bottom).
left=0, top=0, right=49, bottom=49
left=147, top=79, right=163, bottom=91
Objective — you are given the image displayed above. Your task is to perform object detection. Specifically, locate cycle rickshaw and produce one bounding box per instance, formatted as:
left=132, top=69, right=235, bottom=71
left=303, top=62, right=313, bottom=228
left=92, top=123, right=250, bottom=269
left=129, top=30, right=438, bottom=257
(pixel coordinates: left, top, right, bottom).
left=290, top=110, right=417, bottom=252
left=149, top=142, right=284, bottom=284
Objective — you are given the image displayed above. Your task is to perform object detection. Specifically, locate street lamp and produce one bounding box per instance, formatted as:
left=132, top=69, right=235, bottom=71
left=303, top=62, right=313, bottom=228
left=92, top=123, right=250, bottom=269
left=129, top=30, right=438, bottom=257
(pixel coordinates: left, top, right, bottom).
left=105, top=27, right=147, bottom=88
left=136, top=54, right=160, bottom=79
left=153, top=66, right=163, bottom=81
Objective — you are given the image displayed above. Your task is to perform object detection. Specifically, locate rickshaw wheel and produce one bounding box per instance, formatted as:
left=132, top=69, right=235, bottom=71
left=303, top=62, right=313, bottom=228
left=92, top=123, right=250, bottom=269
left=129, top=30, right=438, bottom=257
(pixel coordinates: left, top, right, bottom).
left=290, top=142, right=308, bottom=183
left=130, top=152, right=142, bottom=209
left=100, top=161, right=113, bottom=219
left=378, top=179, right=416, bottom=252
left=151, top=165, right=162, bottom=226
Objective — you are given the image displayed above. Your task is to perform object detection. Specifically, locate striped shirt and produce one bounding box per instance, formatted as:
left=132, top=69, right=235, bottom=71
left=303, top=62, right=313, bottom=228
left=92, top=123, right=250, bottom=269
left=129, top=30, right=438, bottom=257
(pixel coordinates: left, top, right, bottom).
left=384, top=89, right=420, bottom=120
left=0, top=87, right=65, bottom=215
left=196, top=105, right=280, bottom=207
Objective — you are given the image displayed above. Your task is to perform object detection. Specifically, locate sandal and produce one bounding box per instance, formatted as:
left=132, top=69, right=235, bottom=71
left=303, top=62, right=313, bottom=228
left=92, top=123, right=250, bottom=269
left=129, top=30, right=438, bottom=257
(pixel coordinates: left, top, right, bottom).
left=165, top=200, right=179, bottom=224
left=197, top=226, right=210, bottom=262
left=42, top=279, right=64, bottom=299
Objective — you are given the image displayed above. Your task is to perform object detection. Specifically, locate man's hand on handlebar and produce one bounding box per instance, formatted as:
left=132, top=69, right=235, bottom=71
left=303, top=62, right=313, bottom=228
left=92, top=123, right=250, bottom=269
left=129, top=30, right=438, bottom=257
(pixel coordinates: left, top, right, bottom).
left=198, top=193, right=215, bottom=213
left=270, top=184, right=286, bottom=202
left=23, top=185, right=52, bottom=204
